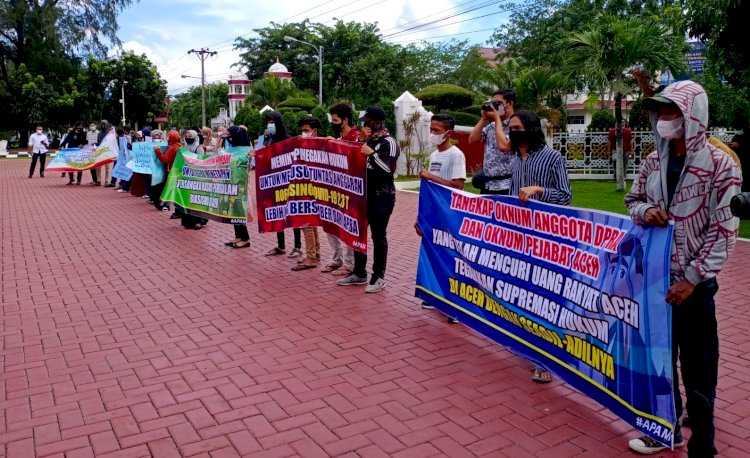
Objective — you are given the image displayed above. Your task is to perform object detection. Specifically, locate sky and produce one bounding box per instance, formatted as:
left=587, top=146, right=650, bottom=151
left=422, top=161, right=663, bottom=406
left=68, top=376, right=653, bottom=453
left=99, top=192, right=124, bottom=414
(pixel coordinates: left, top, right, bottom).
left=115, top=0, right=512, bottom=95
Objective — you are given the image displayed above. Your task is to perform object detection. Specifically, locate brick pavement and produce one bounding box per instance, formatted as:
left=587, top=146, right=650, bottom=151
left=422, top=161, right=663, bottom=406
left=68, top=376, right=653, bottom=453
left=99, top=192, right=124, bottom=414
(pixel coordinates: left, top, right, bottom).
left=1, top=158, right=749, bottom=457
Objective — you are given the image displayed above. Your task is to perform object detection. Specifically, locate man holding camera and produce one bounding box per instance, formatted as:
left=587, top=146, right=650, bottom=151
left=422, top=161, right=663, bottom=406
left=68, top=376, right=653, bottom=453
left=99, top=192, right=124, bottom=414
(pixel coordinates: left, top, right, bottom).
left=468, top=88, right=516, bottom=194
left=625, top=81, right=741, bottom=456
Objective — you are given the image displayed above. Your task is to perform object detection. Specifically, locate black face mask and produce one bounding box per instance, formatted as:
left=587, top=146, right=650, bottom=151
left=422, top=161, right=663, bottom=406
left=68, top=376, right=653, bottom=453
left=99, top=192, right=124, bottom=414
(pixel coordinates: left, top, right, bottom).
left=509, top=130, right=531, bottom=150
left=185, top=138, right=195, bottom=145
left=332, top=123, right=342, bottom=137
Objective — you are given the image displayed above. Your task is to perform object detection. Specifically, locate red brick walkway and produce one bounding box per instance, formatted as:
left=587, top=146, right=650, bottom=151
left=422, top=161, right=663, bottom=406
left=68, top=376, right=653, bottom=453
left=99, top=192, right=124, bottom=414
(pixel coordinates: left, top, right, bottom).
left=1, top=159, right=749, bottom=457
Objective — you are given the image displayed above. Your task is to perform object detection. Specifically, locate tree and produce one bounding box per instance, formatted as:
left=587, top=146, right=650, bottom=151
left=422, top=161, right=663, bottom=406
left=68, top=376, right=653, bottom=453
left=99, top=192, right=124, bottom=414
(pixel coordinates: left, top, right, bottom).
left=83, top=52, right=167, bottom=127
left=686, top=0, right=749, bottom=90
left=513, top=66, right=571, bottom=129
left=169, top=82, right=229, bottom=129
left=0, top=0, right=136, bottom=88
left=233, top=106, right=266, bottom=139
left=248, top=76, right=300, bottom=109
left=399, top=40, right=474, bottom=92
left=565, top=15, right=685, bottom=191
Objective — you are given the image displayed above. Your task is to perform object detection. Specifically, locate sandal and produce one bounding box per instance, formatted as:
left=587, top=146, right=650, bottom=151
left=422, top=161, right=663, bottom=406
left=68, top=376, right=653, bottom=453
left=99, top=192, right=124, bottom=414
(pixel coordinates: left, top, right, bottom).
left=231, top=242, right=250, bottom=249
left=265, top=247, right=285, bottom=256
left=532, top=368, right=553, bottom=384
left=291, top=263, right=317, bottom=271
left=322, top=263, right=343, bottom=273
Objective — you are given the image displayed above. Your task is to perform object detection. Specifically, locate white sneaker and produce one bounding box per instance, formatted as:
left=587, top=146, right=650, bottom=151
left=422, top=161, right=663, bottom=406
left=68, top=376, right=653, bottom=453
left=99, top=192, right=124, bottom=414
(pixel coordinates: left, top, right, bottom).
left=421, top=302, right=435, bottom=310
left=628, top=434, right=683, bottom=455
left=365, top=278, right=386, bottom=293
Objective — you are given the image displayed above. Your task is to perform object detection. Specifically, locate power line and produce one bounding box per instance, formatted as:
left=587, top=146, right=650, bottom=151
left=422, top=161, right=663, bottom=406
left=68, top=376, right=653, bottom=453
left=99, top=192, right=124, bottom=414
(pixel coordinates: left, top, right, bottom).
left=383, top=0, right=505, bottom=39
left=379, top=0, right=487, bottom=34
left=389, top=27, right=499, bottom=44
left=386, top=10, right=508, bottom=40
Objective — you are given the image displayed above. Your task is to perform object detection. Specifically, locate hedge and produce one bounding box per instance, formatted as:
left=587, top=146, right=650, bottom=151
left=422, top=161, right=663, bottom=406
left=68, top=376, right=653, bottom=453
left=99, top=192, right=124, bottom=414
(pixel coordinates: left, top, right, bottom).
left=415, top=84, right=475, bottom=111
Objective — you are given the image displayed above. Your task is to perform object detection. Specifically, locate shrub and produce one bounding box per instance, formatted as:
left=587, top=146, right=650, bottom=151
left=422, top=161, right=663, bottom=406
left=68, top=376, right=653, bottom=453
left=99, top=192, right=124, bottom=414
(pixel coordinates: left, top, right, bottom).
left=588, top=110, right=616, bottom=131
left=278, top=97, right=317, bottom=111
left=415, top=84, right=475, bottom=111
left=443, top=110, right=481, bottom=126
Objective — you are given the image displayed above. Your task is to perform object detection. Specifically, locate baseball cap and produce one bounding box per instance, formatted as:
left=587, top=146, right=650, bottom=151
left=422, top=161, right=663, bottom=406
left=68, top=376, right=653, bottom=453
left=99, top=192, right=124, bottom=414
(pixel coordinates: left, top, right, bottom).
left=360, top=106, right=386, bottom=122
left=642, top=94, right=676, bottom=112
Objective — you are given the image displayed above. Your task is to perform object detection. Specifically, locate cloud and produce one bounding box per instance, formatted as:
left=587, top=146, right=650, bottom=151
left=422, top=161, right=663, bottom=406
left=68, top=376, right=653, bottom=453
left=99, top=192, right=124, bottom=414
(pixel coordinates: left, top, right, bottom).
left=116, top=0, right=505, bottom=95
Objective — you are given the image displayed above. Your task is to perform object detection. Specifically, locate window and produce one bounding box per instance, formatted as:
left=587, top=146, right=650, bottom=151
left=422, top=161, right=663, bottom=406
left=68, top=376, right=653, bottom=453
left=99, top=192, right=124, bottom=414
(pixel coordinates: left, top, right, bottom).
left=235, top=85, right=242, bottom=94
left=568, top=115, right=585, bottom=125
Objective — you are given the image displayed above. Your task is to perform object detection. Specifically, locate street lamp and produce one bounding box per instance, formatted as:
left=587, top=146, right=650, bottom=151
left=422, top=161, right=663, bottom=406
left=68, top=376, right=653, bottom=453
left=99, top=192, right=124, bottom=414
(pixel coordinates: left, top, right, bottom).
left=284, top=36, right=323, bottom=106
left=120, top=81, right=128, bottom=126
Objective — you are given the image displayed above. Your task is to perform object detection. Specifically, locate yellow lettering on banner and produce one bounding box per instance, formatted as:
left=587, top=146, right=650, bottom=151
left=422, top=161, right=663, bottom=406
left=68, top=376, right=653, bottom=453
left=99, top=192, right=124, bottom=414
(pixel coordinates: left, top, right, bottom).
left=458, top=282, right=485, bottom=307
left=564, top=335, right=615, bottom=380
left=275, top=188, right=289, bottom=203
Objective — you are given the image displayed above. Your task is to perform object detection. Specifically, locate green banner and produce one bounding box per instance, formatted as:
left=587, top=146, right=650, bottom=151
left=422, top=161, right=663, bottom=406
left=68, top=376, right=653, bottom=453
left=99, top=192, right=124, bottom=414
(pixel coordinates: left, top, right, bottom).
left=161, top=147, right=251, bottom=224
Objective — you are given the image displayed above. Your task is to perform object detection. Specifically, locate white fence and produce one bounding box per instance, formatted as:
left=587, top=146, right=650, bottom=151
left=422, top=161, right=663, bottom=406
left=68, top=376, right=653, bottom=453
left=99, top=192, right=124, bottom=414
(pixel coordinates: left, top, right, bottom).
left=552, top=130, right=737, bottom=179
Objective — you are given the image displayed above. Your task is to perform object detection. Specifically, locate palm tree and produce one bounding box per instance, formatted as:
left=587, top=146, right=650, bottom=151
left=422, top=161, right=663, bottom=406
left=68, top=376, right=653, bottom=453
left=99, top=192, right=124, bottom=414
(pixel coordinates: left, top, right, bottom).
left=514, top=66, right=572, bottom=130
left=248, top=75, right=299, bottom=109
left=565, top=15, right=685, bottom=191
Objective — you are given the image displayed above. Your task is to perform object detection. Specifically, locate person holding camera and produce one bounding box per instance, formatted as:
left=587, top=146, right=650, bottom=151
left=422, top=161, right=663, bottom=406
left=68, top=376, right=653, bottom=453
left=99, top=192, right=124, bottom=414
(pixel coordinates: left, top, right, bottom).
left=624, top=81, right=741, bottom=456
left=468, top=88, right=517, bottom=195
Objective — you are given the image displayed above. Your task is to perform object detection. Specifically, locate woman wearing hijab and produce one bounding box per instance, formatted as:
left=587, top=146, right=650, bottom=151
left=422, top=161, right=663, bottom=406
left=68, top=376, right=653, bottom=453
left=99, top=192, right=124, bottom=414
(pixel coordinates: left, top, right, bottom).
left=201, top=127, right=217, bottom=154
left=224, top=125, right=252, bottom=248
left=262, top=112, right=302, bottom=257
left=153, top=130, right=181, bottom=211
left=184, top=129, right=205, bottom=155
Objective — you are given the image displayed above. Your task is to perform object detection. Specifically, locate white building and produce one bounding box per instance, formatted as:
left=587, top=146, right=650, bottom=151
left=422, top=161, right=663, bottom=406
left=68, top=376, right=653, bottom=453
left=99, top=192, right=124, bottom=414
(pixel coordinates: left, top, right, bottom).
left=564, top=92, right=634, bottom=132
left=228, top=72, right=251, bottom=120
left=264, top=58, right=293, bottom=81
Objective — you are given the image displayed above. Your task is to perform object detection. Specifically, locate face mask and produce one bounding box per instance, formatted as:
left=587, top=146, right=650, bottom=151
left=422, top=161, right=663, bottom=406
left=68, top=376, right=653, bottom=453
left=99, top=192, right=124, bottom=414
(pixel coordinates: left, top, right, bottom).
left=301, top=131, right=313, bottom=138
left=332, top=123, right=342, bottom=137
left=89, top=126, right=96, bottom=131
left=267, top=124, right=276, bottom=135
left=429, top=133, right=446, bottom=146
left=509, top=130, right=531, bottom=149
left=36, top=130, right=43, bottom=134
left=185, top=138, right=195, bottom=145
left=495, top=104, right=506, bottom=117
left=656, top=117, right=684, bottom=140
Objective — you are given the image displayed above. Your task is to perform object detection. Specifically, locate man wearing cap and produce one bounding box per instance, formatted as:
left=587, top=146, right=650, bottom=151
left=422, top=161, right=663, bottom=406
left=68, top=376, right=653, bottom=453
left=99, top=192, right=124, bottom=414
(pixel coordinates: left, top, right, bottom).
left=338, top=106, right=400, bottom=293
left=624, top=81, right=741, bottom=456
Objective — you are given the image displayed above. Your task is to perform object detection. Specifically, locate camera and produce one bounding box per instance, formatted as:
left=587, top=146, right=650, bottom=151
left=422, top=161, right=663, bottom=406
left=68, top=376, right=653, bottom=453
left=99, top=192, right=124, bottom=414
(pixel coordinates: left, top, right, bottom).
left=481, top=100, right=501, bottom=112
left=730, top=192, right=750, bottom=219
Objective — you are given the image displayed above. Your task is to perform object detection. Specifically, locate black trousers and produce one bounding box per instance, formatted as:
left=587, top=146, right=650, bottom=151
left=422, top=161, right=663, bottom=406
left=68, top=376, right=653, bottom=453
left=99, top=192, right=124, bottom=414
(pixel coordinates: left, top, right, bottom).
left=68, top=172, right=83, bottom=183
left=234, top=224, right=250, bottom=241
left=29, top=153, right=46, bottom=176
left=673, top=279, right=719, bottom=457
left=277, top=229, right=301, bottom=250
left=480, top=188, right=510, bottom=195
left=354, top=195, right=395, bottom=281
left=91, top=168, right=98, bottom=183
left=150, top=182, right=165, bottom=209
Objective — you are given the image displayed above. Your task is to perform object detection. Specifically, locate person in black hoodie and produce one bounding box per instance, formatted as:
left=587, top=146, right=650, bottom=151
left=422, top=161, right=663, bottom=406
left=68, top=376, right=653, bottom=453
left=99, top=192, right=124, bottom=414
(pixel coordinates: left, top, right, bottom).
left=337, top=107, right=400, bottom=293
left=225, top=125, right=251, bottom=245
left=61, top=122, right=88, bottom=185
left=262, top=112, right=302, bottom=257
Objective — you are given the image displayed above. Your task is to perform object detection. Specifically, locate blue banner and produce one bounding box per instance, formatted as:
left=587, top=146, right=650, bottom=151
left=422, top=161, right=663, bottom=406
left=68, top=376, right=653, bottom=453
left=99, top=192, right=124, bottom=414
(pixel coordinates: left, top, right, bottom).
left=112, top=143, right=133, bottom=181
left=127, top=142, right=167, bottom=185
left=415, top=181, right=676, bottom=447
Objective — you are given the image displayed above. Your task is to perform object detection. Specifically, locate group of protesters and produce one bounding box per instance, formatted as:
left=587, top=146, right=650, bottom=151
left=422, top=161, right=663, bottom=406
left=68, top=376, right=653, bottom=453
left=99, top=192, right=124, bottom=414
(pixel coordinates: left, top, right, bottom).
left=29, top=79, right=742, bottom=457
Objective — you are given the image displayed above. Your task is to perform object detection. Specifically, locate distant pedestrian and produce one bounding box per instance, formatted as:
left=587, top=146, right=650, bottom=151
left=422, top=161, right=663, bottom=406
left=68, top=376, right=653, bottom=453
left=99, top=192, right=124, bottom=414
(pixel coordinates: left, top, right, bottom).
left=28, top=125, right=49, bottom=178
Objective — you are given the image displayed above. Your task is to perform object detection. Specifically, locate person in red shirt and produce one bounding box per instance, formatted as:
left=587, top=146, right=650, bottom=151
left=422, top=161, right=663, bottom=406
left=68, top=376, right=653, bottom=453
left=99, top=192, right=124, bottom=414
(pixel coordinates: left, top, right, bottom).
left=323, top=103, right=360, bottom=275
left=608, top=123, right=634, bottom=179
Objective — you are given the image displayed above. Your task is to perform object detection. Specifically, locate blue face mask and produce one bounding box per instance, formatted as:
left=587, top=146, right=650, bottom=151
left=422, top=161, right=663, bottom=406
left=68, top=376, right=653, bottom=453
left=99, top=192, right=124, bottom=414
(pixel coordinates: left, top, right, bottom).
left=267, top=124, right=276, bottom=135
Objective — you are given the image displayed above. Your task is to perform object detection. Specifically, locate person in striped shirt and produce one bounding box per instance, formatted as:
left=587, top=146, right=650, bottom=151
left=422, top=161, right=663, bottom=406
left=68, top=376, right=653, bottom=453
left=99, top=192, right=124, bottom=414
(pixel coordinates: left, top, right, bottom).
left=508, top=110, right=572, bottom=383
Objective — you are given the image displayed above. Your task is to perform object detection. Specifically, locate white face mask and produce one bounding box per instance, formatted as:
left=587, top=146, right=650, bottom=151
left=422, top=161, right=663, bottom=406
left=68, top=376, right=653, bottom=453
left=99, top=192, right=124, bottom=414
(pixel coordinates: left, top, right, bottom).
left=656, top=117, right=684, bottom=140
left=36, top=130, right=43, bottom=134
left=429, top=132, right=446, bottom=146
left=301, top=131, right=314, bottom=138
left=495, top=104, right=506, bottom=117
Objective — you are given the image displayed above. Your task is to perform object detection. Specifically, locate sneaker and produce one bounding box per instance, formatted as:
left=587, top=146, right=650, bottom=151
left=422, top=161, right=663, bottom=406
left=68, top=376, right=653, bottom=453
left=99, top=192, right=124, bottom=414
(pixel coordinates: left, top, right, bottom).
left=287, top=247, right=302, bottom=258
left=365, top=278, right=386, bottom=293
left=337, top=274, right=368, bottom=286
left=448, top=317, right=459, bottom=324
left=421, top=302, right=435, bottom=310
left=161, top=207, right=170, bottom=212
left=117, top=189, right=126, bottom=193
left=628, top=433, right=684, bottom=455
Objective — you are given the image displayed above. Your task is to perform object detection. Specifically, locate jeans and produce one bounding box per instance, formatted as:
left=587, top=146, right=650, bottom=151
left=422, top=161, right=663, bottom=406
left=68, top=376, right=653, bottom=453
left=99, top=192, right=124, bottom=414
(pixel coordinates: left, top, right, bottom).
left=327, top=234, right=354, bottom=268
left=354, top=195, right=395, bottom=282
left=29, top=153, right=46, bottom=176
left=277, top=229, right=301, bottom=250
left=302, top=228, right=320, bottom=261
left=673, top=279, right=719, bottom=457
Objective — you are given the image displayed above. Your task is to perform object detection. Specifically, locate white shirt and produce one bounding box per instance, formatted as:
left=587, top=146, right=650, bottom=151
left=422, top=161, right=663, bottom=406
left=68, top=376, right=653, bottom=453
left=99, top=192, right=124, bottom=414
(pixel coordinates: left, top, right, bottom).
left=86, top=130, right=99, bottom=146
left=428, top=145, right=467, bottom=181
left=28, top=132, right=49, bottom=154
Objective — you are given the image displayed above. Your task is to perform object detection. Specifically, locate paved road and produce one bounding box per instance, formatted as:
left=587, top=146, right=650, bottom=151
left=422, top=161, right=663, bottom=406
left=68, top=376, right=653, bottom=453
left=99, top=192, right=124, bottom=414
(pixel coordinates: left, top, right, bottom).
left=1, top=159, right=749, bottom=457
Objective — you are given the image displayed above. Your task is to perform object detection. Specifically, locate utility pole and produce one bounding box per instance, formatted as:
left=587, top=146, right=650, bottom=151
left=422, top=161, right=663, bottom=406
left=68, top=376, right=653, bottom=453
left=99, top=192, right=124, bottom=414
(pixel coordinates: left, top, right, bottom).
left=188, top=48, right=217, bottom=127
left=120, top=81, right=128, bottom=126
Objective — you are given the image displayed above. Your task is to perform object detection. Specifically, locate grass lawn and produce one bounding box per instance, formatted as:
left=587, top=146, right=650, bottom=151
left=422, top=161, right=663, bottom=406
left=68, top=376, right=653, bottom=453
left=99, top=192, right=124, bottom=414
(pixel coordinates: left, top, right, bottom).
left=415, top=179, right=750, bottom=239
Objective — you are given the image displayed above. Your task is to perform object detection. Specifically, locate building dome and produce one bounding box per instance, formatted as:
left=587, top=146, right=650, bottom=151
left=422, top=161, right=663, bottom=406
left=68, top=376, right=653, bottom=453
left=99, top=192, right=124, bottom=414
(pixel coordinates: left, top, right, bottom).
left=229, top=72, right=250, bottom=82
left=268, top=61, right=289, bottom=74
